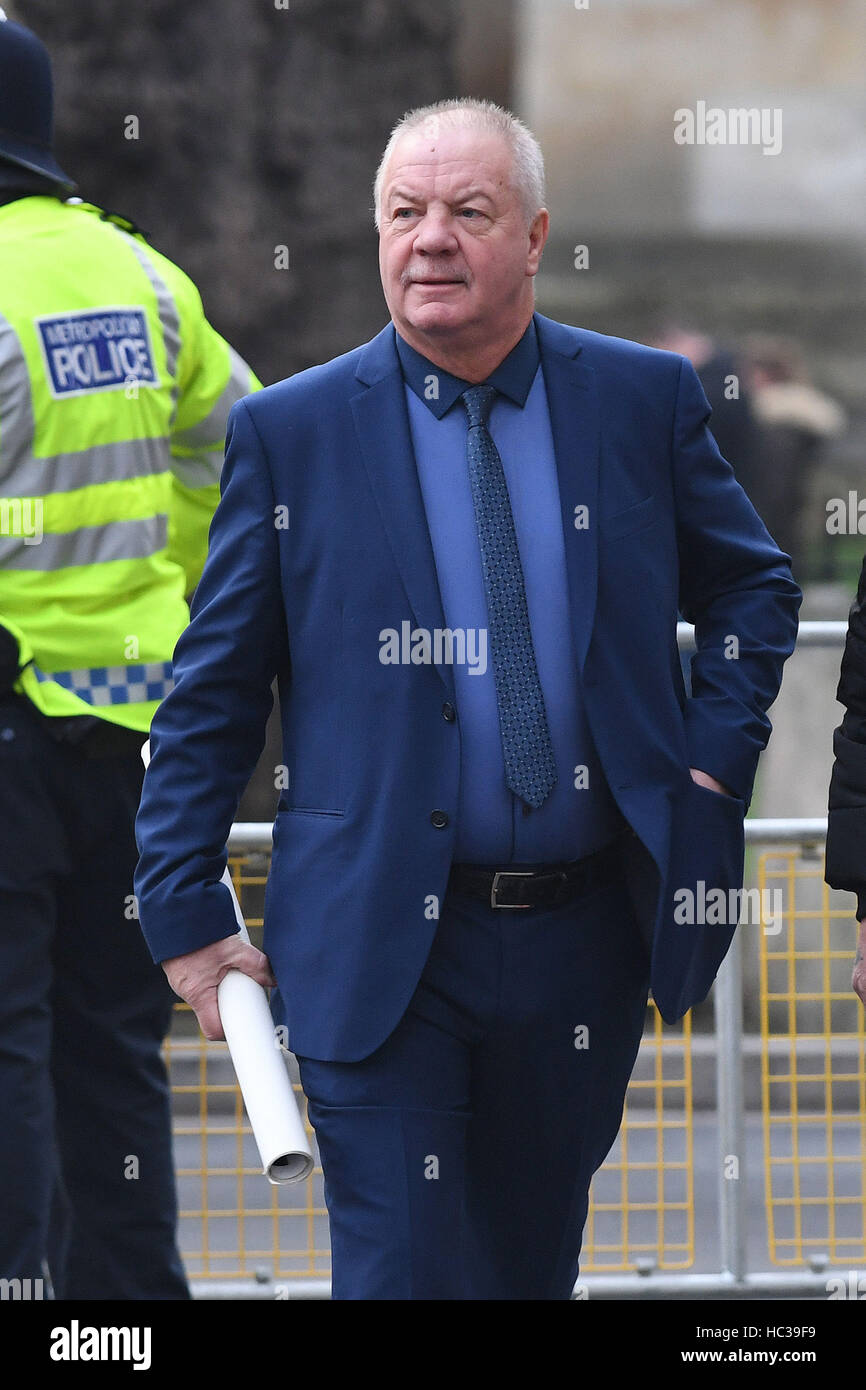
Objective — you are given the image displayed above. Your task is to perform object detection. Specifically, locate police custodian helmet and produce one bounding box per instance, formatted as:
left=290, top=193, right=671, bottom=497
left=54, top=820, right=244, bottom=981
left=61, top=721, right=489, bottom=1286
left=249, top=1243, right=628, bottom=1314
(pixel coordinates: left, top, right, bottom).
left=0, top=11, right=76, bottom=191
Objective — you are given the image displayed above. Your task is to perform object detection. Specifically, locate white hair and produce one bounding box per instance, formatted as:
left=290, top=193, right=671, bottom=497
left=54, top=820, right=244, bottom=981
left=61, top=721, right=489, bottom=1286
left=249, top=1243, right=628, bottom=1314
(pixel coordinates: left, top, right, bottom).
left=373, top=98, right=546, bottom=230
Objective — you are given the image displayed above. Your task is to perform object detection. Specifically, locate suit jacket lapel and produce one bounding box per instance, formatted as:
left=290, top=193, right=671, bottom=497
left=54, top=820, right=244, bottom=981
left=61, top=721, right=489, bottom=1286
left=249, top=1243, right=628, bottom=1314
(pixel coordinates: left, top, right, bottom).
left=535, top=314, right=600, bottom=674
left=351, top=325, right=455, bottom=695
left=351, top=315, right=599, bottom=688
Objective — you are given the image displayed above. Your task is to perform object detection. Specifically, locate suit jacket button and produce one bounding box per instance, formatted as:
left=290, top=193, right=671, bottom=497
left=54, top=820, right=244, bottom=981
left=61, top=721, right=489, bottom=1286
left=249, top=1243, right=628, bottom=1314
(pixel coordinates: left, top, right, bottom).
left=430, top=810, right=449, bottom=828
left=442, top=701, right=456, bottom=722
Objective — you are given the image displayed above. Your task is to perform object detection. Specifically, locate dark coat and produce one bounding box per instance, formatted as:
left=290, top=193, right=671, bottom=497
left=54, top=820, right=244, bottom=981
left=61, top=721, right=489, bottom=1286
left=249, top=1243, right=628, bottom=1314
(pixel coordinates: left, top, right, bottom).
left=826, top=554, right=866, bottom=919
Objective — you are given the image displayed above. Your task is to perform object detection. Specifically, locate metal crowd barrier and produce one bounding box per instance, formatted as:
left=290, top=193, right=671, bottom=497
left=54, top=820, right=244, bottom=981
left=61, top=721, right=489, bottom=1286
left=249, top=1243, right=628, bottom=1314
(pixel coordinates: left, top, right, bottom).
left=165, top=622, right=864, bottom=1298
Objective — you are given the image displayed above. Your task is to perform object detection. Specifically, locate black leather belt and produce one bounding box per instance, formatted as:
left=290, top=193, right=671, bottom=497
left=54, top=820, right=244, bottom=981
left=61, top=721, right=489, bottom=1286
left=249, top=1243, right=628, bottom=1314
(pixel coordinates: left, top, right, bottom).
left=448, top=837, right=625, bottom=911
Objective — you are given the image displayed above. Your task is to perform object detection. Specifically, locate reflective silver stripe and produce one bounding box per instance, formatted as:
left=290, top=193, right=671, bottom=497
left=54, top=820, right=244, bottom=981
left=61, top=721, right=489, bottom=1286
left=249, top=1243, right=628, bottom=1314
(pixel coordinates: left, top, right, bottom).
left=172, top=346, right=250, bottom=453
left=0, top=513, right=167, bottom=570
left=0, top=312, right=35, bottom=480
left=1, top=435, right=171, bottom=498
left=113, top=229, right=181, bottom=411
left=170, top=453, right=222, bottom=488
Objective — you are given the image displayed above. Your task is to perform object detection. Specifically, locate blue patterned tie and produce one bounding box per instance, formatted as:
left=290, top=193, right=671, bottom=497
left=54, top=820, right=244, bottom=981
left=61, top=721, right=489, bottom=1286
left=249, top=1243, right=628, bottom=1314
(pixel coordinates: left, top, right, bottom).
left=461, top=384, right=557, bottom=809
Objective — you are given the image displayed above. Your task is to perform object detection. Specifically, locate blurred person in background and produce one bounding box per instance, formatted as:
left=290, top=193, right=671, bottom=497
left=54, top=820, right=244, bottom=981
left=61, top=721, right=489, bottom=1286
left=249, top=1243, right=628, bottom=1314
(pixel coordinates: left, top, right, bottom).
left=0, top=16, right=259, bottom=1297
left=649, top=323, right=767, bottom=697
left=825, top=553, right=866, bottom=1008
left=649, top=322, right=763, bottom=507
left=745, top=335, right=846, bottom=582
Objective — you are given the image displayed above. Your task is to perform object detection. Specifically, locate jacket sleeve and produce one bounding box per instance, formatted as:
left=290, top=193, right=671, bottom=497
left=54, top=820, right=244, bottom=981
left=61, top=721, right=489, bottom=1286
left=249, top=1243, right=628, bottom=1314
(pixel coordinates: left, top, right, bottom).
left=134, top=397, right=287, bottom=963
left=825, top=554, right=866, bottom=918
left=672, top=357, right=802, bottom=806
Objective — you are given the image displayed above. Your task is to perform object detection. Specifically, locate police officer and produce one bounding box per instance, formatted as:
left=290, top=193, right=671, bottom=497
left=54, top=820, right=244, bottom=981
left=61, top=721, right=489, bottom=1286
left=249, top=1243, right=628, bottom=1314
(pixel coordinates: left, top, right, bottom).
left=0, top=17, right=260, bottom=1298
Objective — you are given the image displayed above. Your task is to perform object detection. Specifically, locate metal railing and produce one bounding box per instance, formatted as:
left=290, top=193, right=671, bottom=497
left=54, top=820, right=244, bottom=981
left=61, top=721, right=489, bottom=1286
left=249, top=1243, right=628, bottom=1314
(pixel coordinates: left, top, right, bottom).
left=170, top=822, right=863, bottom=1299
left=677, top=620, right=850, bottom=651
left=170, top=622, right=864, bottom=1298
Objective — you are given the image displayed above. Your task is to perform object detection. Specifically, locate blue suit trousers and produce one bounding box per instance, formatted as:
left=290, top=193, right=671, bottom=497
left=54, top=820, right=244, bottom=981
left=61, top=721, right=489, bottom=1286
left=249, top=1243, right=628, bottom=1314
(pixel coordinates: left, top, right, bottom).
left=297, top=866, right=650, bottom=1300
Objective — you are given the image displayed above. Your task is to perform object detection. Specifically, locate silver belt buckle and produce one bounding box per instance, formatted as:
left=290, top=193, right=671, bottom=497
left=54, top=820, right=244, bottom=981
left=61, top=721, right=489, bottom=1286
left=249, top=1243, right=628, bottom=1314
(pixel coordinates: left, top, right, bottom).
left=490, top=869, right=535, bottom=910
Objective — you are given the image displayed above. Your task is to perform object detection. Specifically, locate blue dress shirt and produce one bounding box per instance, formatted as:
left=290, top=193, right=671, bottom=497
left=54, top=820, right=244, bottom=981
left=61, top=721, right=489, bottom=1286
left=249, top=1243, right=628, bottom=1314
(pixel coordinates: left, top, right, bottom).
left=395, top=319, right=624, bottom=864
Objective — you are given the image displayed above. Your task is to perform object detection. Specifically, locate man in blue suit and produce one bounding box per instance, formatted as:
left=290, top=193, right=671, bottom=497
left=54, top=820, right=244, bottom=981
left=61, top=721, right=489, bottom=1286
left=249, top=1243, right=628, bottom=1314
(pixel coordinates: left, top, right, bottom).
left=135, top=99, right=800, bottom=1300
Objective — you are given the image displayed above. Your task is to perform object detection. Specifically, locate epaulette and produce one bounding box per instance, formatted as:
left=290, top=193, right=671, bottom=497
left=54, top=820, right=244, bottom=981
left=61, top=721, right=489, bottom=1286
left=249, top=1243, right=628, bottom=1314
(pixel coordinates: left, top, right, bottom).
left=68, top=198, right=147, bottom=239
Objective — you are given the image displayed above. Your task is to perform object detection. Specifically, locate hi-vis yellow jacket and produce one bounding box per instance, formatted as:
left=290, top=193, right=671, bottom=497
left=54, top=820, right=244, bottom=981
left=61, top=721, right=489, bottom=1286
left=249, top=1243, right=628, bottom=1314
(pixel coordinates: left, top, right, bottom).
left=0, top=195, right=260, bottom=731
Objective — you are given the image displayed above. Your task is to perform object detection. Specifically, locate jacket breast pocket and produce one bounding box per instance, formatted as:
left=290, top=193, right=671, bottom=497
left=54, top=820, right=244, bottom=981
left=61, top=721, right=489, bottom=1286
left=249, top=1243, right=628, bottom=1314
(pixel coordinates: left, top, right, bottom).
left=603, top=493, right=660, bottom=541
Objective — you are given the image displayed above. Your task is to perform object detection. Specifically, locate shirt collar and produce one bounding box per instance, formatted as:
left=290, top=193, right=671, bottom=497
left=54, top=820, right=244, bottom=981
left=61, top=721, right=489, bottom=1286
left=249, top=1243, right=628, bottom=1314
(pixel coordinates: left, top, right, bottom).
left=395, top=317, right=540, bottom=420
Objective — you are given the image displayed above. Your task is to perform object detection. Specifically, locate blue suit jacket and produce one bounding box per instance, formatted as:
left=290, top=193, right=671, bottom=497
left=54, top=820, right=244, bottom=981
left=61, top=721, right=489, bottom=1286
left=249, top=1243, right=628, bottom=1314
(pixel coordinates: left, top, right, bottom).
left=134, top=313, right=801, bottom=1061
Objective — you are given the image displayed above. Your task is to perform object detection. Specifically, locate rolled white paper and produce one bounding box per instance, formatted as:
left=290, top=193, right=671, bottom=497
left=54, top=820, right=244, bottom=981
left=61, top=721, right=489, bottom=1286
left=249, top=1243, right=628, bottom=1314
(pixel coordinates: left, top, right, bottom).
left=216, top=958, right=314, bottom=1184
left=141, top=740, right=314, bottom=1184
